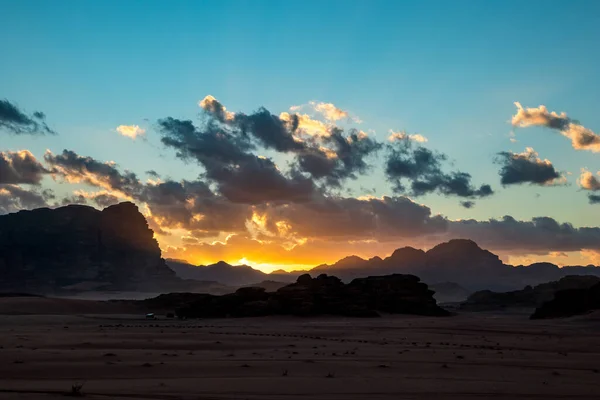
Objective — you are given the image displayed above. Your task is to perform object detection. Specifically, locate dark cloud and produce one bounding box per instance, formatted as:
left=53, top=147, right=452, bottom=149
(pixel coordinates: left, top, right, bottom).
left=44, top=150, right=142, bottom=195
left=260, top=195, right=448, bottom=240
left=496, top=148, right=561, bottom=186
left=0, top=99, right=57, bottom=135
left=0, top=185, right=53, bottom=214
left=0, top=150, right=49, bottom=184
left=589, top=194, right=600, bottom=204
left=158, top=117, right=318, bottom=204
left=59, top=194, right=88, bottom=206
left=385, top=137, right=493, bottom=198
left=235, top=108, right=305, bottom=153
left=42, top=148, right=251, bottom=235
left=449, top=216, right=600, bottom=253
left=146, top=170, right=160, bottom=178
left=461, top=201, right=475, bottom=209
left=138, top=179, right=252, bottom=233
left=91, top=193, right=121, bottom=208
left=196, top=96, right=382, bottom=189
left=295, top=129, right=382, bottom=187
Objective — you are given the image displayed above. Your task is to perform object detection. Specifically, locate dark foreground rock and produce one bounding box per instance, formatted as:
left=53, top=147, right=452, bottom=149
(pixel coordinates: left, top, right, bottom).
left=531, top=283, right=600, bottom=319
left=460, top=275, right=600, bottom=311
left=0, top=202, right=179, bottom=293
left=141, top=273, right=449, bottom=318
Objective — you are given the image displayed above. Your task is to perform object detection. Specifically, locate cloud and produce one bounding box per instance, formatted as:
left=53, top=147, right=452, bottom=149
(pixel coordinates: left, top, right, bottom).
left=309, top=101, right=349, bottom=121
left=139, top=179, right=252, bottom=233
left=70, top=190, right=122, bottom=208
left=235, top=108, right=306, bottom=152
left=116, top=125, right=146, bottom=139
left=168, top=96, right=381, bottom=191
left=578, top=169, right=600, bottom=191
left=0, top=99, right=57, bottom=135
left=44, top=149, right=142, bottom=197
left=158, top=116, right=318, bottom=203
left=511, top=102, right=600, bottom=152
left=577, top=169, right=600, bottom=204
left=0, top=150, right=49, bottom=184
left=279, top=112, right=330, bottom=137
left=294, top=128, right=382, bottom=187
left=496, top=147, right=563, bottom=186
left=448, top=216, right=600, bottom=253
left=385, top=136, right=493, bottom=199
left=0, top=184, right=53, bottom=214
left=199, top=95, right=235, bottom=122
left=388, top=130, right=428, bottom=143
left=259, top=195, right=448, bottom=241
left=461, top=201, right=475, bottom=209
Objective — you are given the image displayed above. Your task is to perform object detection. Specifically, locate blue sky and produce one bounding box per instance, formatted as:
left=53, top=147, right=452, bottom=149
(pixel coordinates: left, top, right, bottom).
left=2, top=1, right=600, bottom=269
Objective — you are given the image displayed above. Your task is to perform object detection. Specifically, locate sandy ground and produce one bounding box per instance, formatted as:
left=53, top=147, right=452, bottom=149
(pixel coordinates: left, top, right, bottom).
left=0, top=300, right=599, bottom=399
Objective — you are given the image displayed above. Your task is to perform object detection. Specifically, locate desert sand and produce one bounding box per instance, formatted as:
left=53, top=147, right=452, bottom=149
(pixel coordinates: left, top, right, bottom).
left=0, top=298, right=599, bottom=399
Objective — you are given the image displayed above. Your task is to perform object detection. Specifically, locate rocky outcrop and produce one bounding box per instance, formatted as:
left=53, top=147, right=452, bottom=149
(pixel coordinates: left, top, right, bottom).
left=461, top=275, right=600, bottom=311
left=0, top=202, right=178, bottom=293
left=531, top=283, right=600, bottom=319
left=142, top=273, right=449, bottom=318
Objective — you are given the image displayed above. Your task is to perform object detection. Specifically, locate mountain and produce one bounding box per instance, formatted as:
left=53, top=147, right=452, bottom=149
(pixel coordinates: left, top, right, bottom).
left=0, top=202, right=179, bottom=294
left=167, top=239, right=600, bottom=292
left=166, top=260, right=269, bottom=286
left=298, top=239, right=600, bottom=291
left=461, top=275, right=600, bottom=311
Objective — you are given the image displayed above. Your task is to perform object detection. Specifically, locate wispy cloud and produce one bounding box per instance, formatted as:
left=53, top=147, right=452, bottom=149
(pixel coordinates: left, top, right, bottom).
left=0, top=99, right=56, bottom=135
left=511, top=102, right=600, bottom=152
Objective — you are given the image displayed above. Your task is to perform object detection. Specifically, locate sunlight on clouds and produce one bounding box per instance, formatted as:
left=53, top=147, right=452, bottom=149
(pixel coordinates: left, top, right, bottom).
left=578, top=169, right=600, bottom=191
left=116, top=125, right=145, bottom=139
left=279, top=112, right=330, bottom=137
left=199, top=95, right=235, bottom=121
left=388, top=130, right=428, bottom=143
left=512, top=102, right=600, bottom=152
left=309, top=101, right=348, bottom=121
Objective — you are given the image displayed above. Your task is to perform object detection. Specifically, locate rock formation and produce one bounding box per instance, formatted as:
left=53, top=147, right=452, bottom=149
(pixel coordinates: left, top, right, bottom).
left=531, top=282, right=600, bottom=319
left=461, top=275, right=600, bottom=311
left=0, top=202, right=179, bottom=293
left=141, top=273, right=449, bottom=318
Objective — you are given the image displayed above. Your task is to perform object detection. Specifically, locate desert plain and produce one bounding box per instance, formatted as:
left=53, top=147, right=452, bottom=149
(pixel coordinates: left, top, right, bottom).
left=0, top=297, right=599, bottom=400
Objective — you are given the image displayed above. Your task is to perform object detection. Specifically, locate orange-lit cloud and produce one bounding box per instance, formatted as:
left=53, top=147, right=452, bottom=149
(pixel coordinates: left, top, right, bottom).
left=279, top=111, right=330, bottom=137
left=199, top=95, right=235, bottom=121
left=116, top=125, right=146, bottom=139
left=388, top=130, right=428, bottom=143
left=578, top=169, right=600, bottom=191
left=511, top=102, right=600, bottom=152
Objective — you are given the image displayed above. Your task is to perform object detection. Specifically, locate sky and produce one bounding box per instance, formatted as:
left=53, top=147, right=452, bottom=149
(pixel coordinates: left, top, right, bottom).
left=2, top=0, right=600, bottom=272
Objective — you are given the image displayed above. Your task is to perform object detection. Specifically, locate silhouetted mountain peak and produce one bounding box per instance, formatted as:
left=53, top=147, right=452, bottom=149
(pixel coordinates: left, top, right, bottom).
left=426, top=239, right=500, bottom=266
left=335, top=255, right=366, bottom=268
left=207, top=261, right=234, bottom=269
left=388, top=246, right=426, bottom=262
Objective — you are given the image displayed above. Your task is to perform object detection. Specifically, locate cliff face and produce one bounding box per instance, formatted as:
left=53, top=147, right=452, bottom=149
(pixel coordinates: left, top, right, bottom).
left=0, top=202, right=177, bottom=293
